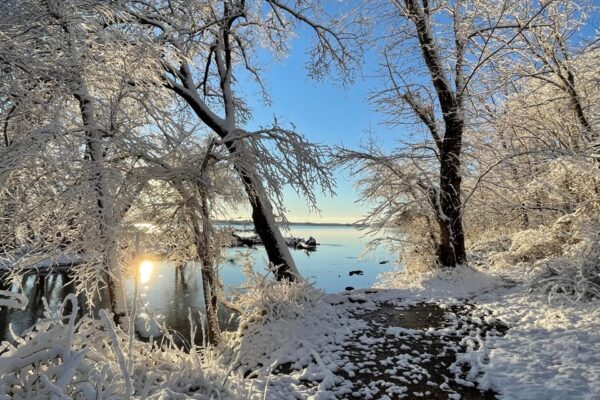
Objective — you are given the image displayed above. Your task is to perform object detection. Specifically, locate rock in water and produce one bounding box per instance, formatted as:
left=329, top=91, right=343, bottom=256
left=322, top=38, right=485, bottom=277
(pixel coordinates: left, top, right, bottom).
left=305, top=236, right=317, bottom=246
left=349, top=270, right=364, bottom=276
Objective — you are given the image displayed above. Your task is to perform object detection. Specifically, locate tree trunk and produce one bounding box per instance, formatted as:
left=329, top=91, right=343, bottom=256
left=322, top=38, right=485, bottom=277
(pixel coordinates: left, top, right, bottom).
left=240, top=172, right=299, bottom=281
left=105, top=241, right=127, bottom=324
left=224, top=142, right=300, bottom=281
left=199, top=258, right=220, bottom=346
left=563, top=68, right=595, bottom=143
left=175, top=174, right=221, bottom=346
left=75, top=91, right=127, bottom=327
left=166, top=65, right=300, bottom=282
left=52, top=5, right=128, bottom=326
left=190, top=192, right=220, bottom=346
left=436, top=122, right=467, bottom=268
left=405, top=0, right=467, bottom=268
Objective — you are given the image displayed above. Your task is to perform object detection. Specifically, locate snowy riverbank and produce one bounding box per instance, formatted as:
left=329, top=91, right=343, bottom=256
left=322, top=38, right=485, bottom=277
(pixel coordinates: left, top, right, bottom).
left=236, top=266, right=600, bottom=399
left=0, top=265, right=598, bottom=399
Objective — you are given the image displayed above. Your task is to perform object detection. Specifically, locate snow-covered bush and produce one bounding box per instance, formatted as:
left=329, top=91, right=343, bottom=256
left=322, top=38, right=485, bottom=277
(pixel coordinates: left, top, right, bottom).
left=235, top=275, right=322, bottom=325
left=476, top=209, right=600, bottom=303
left=0, top=295, right=229, bottom=399
left=220, top=273, right=323, bottom=373
left=531, top=215, right=600, bottom=303
left=460, top=149, right=600, bottom=303
left=504, top=226, right=564, bottom=264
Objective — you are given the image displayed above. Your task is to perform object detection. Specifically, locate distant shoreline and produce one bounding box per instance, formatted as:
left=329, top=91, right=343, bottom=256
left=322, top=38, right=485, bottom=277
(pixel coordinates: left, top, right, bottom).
left=215, top=220, right=366, bottom=228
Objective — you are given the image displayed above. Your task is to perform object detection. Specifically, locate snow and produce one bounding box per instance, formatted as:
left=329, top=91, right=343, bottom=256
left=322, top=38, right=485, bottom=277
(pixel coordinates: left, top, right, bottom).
left=385, top=326, right=421, bottom=337
left=471, top=288, right=600, bottom=399
left=228, top=266, right=600, bottom=399
left=0, top=294, right=230, bottom=399
left=1, top=263, right=598, bottom=399
left=0, top=253, right=85, bottom=270
left=374, top=265, right=504, bottom=301
left=372, top=266, right=600, bottom=400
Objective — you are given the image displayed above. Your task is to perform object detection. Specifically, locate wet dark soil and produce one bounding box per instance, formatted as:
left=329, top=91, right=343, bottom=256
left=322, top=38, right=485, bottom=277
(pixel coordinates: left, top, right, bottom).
left=275, top=299, right=508, bottom=400
left=330, top=301, right=507, bottom=399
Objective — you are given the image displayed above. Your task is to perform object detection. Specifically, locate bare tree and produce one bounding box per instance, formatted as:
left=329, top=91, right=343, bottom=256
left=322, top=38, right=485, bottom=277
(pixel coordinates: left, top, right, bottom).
left=0, top=0, right=164, bottom=324
left=117, top=0, right=354, bottom=280
left=501, top=0, right=598, bottom=150
left=340, top=0, right=554, bottom=269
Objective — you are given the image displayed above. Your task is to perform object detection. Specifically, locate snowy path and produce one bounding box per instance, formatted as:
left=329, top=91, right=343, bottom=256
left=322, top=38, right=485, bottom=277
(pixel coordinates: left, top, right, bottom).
left=239, top=270, right=600, bottom=400
left=241, top=288, right=507, bottom=400
left=313, top=300, right=504, bottom=399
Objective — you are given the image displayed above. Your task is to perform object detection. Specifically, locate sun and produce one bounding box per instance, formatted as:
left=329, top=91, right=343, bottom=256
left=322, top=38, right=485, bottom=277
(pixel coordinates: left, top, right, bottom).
left=139, top=260, right=154, bottom=284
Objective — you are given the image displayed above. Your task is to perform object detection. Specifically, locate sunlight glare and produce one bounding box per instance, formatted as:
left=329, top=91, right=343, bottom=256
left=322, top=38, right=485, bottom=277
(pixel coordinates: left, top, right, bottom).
left=139, top=260, right=154, bottom=284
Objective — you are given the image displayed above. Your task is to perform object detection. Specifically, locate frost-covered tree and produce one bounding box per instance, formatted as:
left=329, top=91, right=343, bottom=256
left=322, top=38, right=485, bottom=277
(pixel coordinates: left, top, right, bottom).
left=496, top=0, right=598, bottom=151
left=461, top=0, right=599, bottom=236
left=464, top=52, right=600, bottom=230
left=436, top=1, right=600, bottom=301
left=340, top=0, right=557, bottom=270
left=0, top=0, right=351, bottom=337
left=126, top=121, right=246, bottom=345
left=116, top=0, right=352, bottom=280
left=0, top=0, right=165, bottom=323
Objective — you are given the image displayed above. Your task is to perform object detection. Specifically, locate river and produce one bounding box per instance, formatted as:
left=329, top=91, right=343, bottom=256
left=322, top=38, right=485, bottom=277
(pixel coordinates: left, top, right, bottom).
left=0, top=224, right=400, bottom=344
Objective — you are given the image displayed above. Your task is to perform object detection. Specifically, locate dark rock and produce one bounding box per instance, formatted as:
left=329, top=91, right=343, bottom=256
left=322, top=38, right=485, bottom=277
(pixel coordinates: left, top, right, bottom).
left=379, top=260, right=389, bottom=264
left=349, top=270, right=364, bottom=276
left=231, top=233, right=262, bottom=247
left=287, top=236, right=317, bottom=251
left=286, top=237, right=301, bottom=247
left=348, top=297, right=366, bottom=304
left=344, top=286, right=354, bottom=291
left=297, top=241, right=317, bottom=251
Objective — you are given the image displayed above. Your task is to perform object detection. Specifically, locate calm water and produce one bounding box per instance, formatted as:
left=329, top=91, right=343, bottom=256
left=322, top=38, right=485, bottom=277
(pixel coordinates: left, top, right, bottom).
left=0, top=225, right=400, bottom=343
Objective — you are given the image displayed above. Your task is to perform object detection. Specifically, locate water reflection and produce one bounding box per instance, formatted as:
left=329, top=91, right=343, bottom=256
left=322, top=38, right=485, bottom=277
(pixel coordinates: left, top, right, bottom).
left=0, top=225, right=400, bottom=344
left=0, top=271, right=84, bottom=342
left=129, top=262, right=235, bottom=346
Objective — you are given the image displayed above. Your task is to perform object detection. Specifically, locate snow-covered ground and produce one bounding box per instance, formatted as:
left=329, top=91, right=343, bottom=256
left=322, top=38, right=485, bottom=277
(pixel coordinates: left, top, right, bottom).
left=234, top=267, right=600, bottom=399
left=470, top=288, right=600, bottom=399
left=1, top=265, right=598, bottom=399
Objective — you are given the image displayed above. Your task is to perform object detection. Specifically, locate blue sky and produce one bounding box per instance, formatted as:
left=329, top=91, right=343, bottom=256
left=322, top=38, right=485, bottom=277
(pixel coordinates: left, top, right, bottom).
left=233, top=7, right=600, bottom=224
left=236, top=28, right=401, bottom=223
